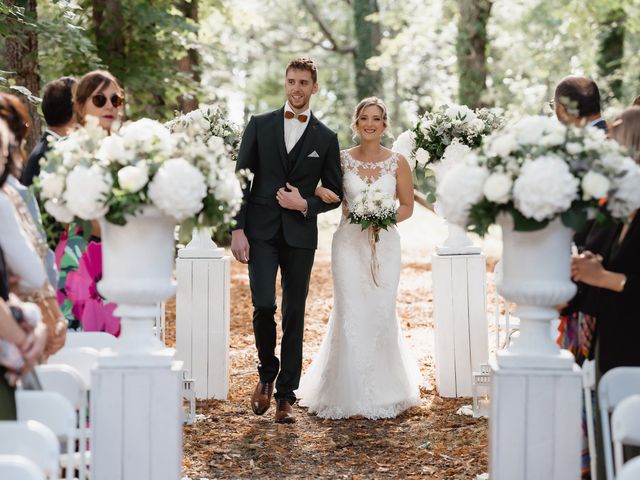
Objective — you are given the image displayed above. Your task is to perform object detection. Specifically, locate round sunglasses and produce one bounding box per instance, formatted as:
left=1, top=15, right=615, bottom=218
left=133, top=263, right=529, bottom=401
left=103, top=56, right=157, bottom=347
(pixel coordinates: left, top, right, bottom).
left=91, top=92, right=125, bottom=108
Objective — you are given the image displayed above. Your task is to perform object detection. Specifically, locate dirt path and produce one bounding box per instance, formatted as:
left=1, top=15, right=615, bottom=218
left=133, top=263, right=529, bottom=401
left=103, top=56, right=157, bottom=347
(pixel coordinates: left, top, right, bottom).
left=166, top=250, right=490, bottom=479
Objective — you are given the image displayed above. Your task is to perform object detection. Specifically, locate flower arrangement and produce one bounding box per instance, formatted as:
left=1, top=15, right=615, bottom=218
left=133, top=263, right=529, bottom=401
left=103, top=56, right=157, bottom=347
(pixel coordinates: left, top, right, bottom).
left=436, top=115, right=640, bottom=236
left=39, top=114, right=248, bottom=234
left=348, top=186, right=397, bottom=242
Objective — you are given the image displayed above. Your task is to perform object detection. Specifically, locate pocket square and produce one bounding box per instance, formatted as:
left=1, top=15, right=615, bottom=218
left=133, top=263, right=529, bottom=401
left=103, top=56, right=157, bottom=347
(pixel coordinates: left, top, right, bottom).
left=307, top=150, right=320, bottom=158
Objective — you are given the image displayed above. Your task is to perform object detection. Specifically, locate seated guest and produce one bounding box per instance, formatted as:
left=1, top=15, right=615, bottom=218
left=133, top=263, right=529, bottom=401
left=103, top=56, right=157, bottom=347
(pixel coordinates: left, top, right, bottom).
left=21, top=76, right=76, bottom=186
left=0, top=93, right=66, bottom=356
left=571, top=106, right=640, bottom=479
left=554, top=75, right=607, bottom=131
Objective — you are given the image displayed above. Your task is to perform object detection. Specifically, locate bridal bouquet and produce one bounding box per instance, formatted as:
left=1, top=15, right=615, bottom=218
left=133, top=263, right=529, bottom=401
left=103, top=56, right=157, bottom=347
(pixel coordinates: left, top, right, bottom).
left=436, top=115, right=640, bottom=236
left=393, top=104, right=504, bottom=173
left=348, top=187, right=397, bottom=242
left=38, top=115, right=249, bottom=234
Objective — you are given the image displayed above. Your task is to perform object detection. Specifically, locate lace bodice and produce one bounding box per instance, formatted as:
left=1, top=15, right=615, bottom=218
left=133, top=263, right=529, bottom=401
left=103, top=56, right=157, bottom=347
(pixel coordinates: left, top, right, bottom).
left=340, top=150, right=399, bottom=219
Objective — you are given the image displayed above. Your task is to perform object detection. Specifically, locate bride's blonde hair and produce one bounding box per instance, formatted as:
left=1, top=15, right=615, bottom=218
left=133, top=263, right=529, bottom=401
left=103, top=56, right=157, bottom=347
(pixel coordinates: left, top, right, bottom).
left=351, top=97, right=389, bottom=141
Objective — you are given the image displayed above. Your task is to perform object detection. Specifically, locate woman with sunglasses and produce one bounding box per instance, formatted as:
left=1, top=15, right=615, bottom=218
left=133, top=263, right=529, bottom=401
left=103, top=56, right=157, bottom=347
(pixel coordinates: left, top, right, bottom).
left=53, top=70, right=124, bottom=336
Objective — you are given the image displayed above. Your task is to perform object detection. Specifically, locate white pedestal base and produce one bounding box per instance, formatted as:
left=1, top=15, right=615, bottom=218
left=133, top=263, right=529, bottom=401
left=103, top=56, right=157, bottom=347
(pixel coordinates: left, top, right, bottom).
left=490, top=361, right=582, bottom=480
left=91, top=361, right=183, bottom=480
left=432, top=253, right=488, bottom=397
left=176, top=251, right=230, bottom=400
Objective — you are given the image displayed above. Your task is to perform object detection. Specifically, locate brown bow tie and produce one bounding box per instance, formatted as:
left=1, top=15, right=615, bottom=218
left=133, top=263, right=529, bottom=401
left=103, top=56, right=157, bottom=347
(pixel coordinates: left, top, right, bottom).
left=284, top=110, right=308, bottom=123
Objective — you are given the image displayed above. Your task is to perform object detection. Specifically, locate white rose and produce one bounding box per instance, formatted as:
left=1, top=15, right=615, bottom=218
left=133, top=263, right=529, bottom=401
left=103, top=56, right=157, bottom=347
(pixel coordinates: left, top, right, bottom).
left=391, top=130, right=416, bottom=164
left=64, top=165, right=112, bottom=220
left=120, top=118, right=173, bottom=156
left=415, top=148, right=430, bottom=167
left=148, top=158, right=207, bottom=220
left=483, top=172, right=512, bottom=204
left=117, top=163, right=149, bottom=193
left=442, top=139, right=472, bottom=163
left=96, top=135, right=134, bottom=165
left=39, top=172, right=65, bottom=199
left=44, top=199, right=74, bottom=223
left=581, top=171, right=610, bottom=200
left=512, top=155, right=578, bottom=221
left=470, top=118, right=485, bottom=132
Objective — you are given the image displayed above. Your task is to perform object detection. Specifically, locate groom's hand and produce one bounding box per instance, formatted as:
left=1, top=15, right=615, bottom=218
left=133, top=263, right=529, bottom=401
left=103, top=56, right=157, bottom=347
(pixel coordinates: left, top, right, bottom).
left=276, top=183, right=308, bottom=212
left=231, top=229, right=250, bottom=264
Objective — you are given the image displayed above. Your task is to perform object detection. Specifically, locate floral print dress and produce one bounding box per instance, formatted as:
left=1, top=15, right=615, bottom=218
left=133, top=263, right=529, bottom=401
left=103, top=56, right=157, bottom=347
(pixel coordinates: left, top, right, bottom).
left=55, top=223, right=120, bottom=336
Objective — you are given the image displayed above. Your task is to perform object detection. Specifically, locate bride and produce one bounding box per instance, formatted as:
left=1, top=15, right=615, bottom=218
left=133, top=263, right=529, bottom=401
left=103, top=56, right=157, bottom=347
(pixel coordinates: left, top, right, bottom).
left=297, top=97, right=422, bottom=419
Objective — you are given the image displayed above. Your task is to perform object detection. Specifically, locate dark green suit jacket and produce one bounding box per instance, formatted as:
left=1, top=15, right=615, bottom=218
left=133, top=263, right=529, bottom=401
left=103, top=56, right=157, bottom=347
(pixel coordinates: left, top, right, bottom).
left=234, top=107, right=343, bottom=249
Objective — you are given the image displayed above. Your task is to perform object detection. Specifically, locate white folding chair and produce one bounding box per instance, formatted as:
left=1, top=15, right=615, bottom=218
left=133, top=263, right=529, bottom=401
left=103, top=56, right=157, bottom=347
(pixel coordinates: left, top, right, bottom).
left=618, top=456, right=640, bottom=480
left=612, top=394, right=640, bottom=474
left=582, top=359, right=598, bottom=480
left=47, top=347, right=99, bottom=389
left=36, top=364, right=90, bottom=480
left=16, top=391, right=77, bottom=480
left=63, top=332, right=117, bottom=351
left=0, top=454, right=46, bottom=480
left=0, top=420, right=59, bottom=479
left=598, top=367, right=640, bottom=480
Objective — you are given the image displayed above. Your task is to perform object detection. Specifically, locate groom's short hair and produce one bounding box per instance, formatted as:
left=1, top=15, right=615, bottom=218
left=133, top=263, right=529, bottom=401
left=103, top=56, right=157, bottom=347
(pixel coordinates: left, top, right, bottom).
left=286, top=57, right=318, bottom=84
left=554, top=76, right=601, bottom=118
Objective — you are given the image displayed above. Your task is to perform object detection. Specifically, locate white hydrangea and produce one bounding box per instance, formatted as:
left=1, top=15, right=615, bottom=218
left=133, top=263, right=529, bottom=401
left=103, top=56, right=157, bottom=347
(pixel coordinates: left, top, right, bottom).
left=436, top=163, right=489, bottom=226
left=39, top=172, right=65, bottom=199
left=64, top=165, right=112, bottom=220
left=120, top=118, right=173, bottom=157
left=608, top=159, right=640, bottom=218
left=442, top=139, right=472, bottom=163
left=391, top=130, right=416, bottom=168
left=117, top=163, right=149, bottom=193
left=581, top=171, right=610, bottom=200
left=483, top=172, right=512, bottom=204
left=96, top=135, right=134, bottom=165
left=487, top=132, right=518, bottom=158
left=148, top=158, right=207, bottom=221
left=583, top=126, right=608, bottom=151
left=513, top=116, right=560, bottom=145
left=213, top=169, right=243, bottom=205
left=44, top=199, right=74, bottom=223
left=512, top=155, right=578, bottom=221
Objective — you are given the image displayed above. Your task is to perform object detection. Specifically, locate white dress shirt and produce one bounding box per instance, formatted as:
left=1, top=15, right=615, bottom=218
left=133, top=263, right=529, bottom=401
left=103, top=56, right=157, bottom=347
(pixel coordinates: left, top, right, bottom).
left=284, top=102, right=310, bottom=154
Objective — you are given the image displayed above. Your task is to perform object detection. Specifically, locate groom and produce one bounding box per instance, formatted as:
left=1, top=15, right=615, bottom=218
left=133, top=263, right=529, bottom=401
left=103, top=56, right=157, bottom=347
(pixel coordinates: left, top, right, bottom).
left=231, top=58, right=343, bottom=423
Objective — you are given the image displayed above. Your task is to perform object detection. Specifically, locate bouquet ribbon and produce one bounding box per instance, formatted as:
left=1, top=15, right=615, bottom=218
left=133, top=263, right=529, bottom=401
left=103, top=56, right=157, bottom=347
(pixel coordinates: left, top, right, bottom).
left=369, top=226, right=381, bottom=287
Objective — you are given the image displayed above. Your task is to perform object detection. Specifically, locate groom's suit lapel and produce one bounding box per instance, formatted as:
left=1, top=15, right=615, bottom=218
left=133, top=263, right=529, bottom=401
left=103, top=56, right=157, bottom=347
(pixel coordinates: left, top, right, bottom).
left=290, top=113, right=319, bottom=177
left=273, top=107, right=288, bottom=172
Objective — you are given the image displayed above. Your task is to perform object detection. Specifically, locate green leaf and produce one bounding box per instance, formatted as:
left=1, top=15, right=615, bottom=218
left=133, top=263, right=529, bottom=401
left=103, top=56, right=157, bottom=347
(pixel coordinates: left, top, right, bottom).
left=509, top=208, right=550, bottom=232
left=560, top=207, right=588, bottom=232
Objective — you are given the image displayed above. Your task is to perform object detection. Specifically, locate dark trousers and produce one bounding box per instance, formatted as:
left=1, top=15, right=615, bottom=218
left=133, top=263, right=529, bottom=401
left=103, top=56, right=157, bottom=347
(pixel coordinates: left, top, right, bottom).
left=248, top=231, right=315, bottom=405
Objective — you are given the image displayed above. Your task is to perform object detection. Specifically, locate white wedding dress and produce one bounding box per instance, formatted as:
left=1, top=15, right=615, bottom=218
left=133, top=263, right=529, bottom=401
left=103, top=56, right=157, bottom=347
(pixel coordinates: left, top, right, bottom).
left=297, top=150, right=422, bottom=419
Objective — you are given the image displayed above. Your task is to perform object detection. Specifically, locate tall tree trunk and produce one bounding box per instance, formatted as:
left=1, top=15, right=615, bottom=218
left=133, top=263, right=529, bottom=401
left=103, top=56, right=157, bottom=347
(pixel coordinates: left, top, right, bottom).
left=597, top=7, right=625, bottom=100
left=177, top=0, right=200, bottom=113
left=456, top=0, right=492, bottom=108
left=92, top=0, right=126, bottom=79
left=353, top=0, right=383, bottom=99
left=5, top=0, right=41, bottom=152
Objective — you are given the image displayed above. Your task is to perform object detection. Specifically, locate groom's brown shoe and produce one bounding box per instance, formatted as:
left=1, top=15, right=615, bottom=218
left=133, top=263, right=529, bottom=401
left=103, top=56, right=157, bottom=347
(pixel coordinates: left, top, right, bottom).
left=251, top=381, right=274, bottom=415
left=275, top=399, right=296, bottom=424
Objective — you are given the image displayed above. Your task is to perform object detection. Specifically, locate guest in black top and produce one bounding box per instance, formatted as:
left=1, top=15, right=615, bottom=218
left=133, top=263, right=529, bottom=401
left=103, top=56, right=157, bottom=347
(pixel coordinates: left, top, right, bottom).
left=21, top=76, right=76, bottom=186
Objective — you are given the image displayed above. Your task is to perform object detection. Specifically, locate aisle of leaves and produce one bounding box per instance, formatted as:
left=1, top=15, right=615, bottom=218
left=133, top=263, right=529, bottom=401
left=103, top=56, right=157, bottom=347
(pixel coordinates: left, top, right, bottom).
left=165, top=255, right=488, bottom=479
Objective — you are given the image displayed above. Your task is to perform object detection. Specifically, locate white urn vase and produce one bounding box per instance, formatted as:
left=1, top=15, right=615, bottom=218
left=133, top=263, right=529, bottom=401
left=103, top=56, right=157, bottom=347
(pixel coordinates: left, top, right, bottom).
left=97, top=206, right=177, bottom=366
left=496, top=214, right=576, bottom=369
left=434, top=202, right=481, bottom=255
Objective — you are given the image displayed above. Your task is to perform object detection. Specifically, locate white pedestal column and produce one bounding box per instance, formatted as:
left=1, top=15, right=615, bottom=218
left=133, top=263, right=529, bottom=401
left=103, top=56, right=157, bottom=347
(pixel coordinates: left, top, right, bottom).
left=432, top=252, right=488, bottom=397
left=175, top=228, right=230, bottom=399
left=91, top=362, right=183, bottom=480
left=490, top=362, right=582, bottom=480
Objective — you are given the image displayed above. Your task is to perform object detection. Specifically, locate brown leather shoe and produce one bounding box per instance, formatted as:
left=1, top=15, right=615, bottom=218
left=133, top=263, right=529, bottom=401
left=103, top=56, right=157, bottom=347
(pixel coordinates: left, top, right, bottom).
left=275, top=399, right=295, bottom=424
left=251, top=381, right=274, bottom=415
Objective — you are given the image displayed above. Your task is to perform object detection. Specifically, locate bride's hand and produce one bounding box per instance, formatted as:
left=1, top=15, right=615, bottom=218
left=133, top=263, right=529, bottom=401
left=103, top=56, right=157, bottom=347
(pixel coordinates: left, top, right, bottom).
left=315, top=186, right=340, bottom=203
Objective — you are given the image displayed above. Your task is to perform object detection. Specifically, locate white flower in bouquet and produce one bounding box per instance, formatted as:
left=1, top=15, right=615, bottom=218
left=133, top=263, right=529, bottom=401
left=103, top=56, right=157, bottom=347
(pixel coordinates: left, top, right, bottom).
left=64, top=164, right=112, bottom=220
left=39, top=172, right=65, bottom=200
left=445, top=105, right=476, bottom=124
left=469, top=118, right=485, bottom=133
left=436, top=163, right=489, bottom=226
left=148, top=158, right=207, bottom=221
left=392, top=130, right=416, bottom=168
left=608, top=159, right=640, bottom=218
left=483, top=172, right=512, bottom=204
left=513, top=116, right=565, bottom=146
left=44, top=199, right=74, bottom=223
left=120, top=118, right=173, bottom=157
left=117, top=163, right=149, bottom=193
left=415, top=148, right=430, bottom=167
left=487, top=132, right=518, bottom=158
left=96, top=135, right=134, bottom=165
left=513, top=155, right=578, bottom=221
left=581, top=171, right=610, bottom=200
